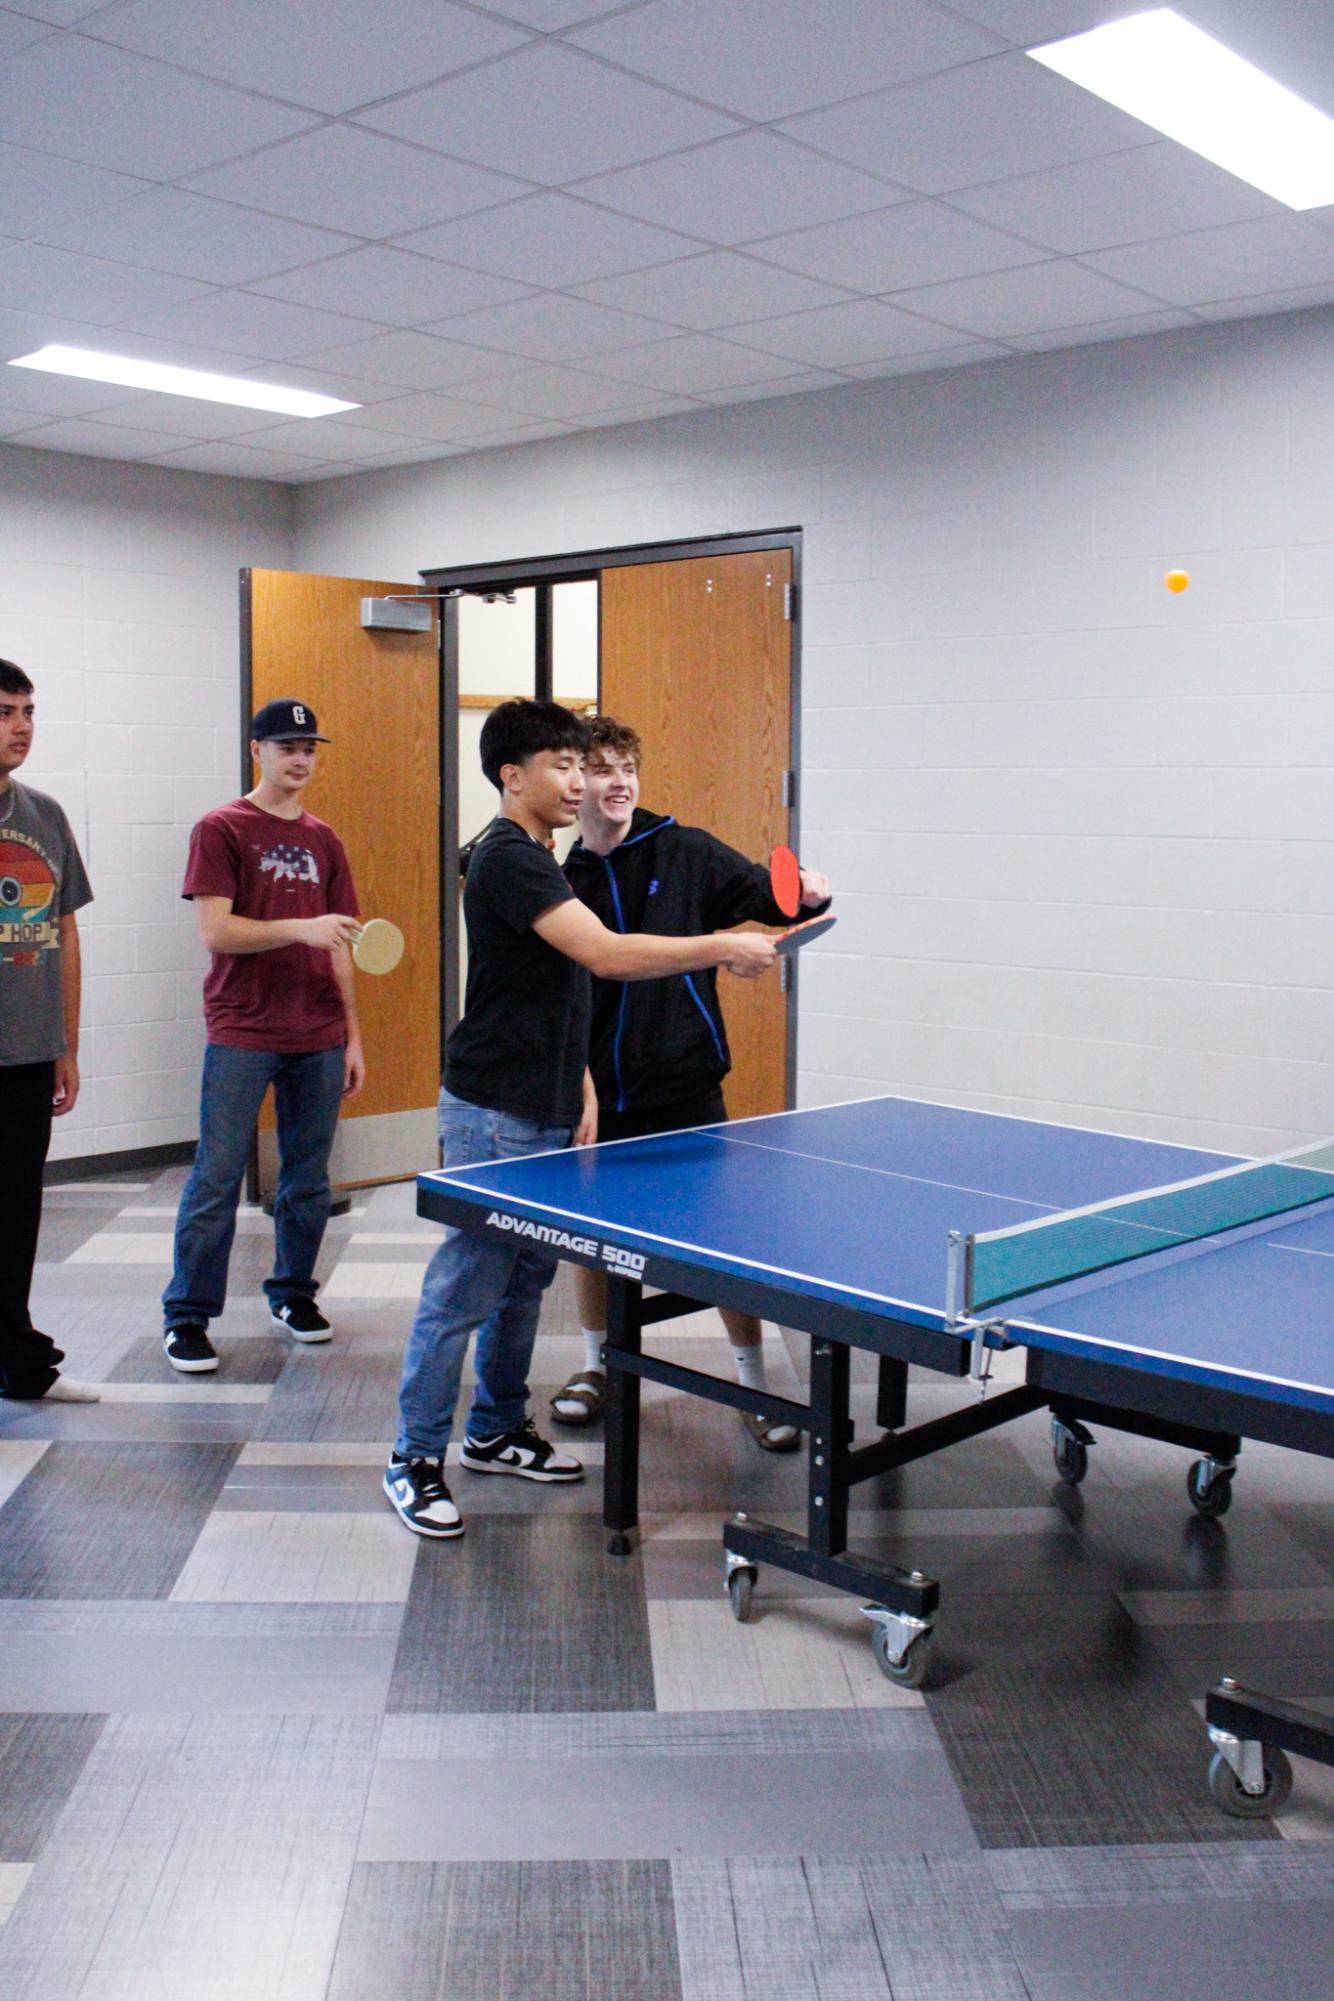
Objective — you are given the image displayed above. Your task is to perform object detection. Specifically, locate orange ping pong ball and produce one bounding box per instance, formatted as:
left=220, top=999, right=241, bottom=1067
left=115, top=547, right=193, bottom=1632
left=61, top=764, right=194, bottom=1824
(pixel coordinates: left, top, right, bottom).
left=1164, top=568, right=1190, bottom=593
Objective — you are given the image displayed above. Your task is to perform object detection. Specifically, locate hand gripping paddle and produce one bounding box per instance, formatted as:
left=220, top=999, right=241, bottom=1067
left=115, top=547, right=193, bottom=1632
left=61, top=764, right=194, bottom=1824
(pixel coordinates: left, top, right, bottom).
left=774, top=912, right=837, bottom=955
left=769, top=843, right=802, bottom=920
left=350, top=918, right=405, bottom=975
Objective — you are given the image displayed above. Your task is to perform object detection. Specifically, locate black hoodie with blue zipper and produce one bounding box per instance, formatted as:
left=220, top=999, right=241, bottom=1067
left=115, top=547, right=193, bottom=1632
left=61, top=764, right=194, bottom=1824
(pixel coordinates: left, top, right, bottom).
left=563, top=808, right=825, bottom=1114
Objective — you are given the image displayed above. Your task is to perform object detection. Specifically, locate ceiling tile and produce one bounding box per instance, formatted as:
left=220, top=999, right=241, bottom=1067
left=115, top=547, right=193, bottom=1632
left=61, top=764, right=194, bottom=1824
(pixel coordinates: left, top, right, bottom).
left=185, top=126, right=525, bottom=240
left=0, top=242, right=209, bottom=322
left=223, top=414, right=443, bottom=459
left=397, top=194, right=700, bottom=287
left=779, top=52, right=1153, bottom=196
left=88, top=0, right=530, bottom=115
left=953, top=145, right=1280, bottom=256
left=6, top=0, right=128, bottom=21
left=1084, top=217, right=1334, bottom=307
left=569, top=0, right=1003, bottom=120
left=572, top=251, right=852, bottom=328
left=1008, top=309, right=1200, bottom=351
left=145, top=440, right=338, bottom=478
left=595, top=332, right=804, bottom=394
left=422, top=292, right=665, bottom=360
left=443, top=363, right=670, bottom=419
left=0, top=143, right=151, bottom=241
left=68, top=391, right=300, bottom=437
left=576, top=396, right=704, bottom=429
left=239, top=360, right=410, bottom=406
left=727, top=297, right=976, bottom=368
left=755, top=200, right=1043, bottom=292
left=118, top=290, right=386, bottom=360
left=0, top=364, right=140, bottom=417
left=357, top=42, right=738, bottom=183
left=289, top=327, right=534, bottom=390
left=0, top=404, right=56, bottom=439
left=0, top=37, right=316, bottom=179
left=335, top=389, right=546, bottom=440
left=889, top=259, right=1167, bottom=337
left=1193, top=281, right=1334, bottom=321
left=483, top=0, right=625, bottom=24
left=578, top=133, right=901, bottom=242
left=694, top=368, right=847, bottom=404
left=253, top=246, right=531, bottom=325
left=41, top=189, right=358, bottom=285
left=839, top=341, right=1009, bottom=377
left=14, top=414, right=213, bottom=457
left=0, top=11, right=54, bottom=55
left=941, top=1, right=1128, bottom=41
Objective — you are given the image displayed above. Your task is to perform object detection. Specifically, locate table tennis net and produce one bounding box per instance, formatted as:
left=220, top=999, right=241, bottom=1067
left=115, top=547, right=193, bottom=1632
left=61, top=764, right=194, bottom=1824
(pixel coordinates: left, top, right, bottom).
left=964, top=1139, right=1334, bottom=1315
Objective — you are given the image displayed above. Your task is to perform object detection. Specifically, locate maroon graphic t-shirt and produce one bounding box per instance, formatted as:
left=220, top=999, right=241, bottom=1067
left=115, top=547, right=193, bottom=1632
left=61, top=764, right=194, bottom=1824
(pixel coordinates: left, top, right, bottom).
left=182, top=799, right=359, bottom=1052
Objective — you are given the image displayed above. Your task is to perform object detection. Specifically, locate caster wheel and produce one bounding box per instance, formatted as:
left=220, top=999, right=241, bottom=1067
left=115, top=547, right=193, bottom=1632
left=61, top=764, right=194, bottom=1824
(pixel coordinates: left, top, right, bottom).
left=1208, top=1746, right=1292, bottom=1818
left=870, top=1623, right=932, bottom=1689
left=1053, top=1427, right=1088, bottom=1486
left=727, top=1566, right=756, bottom=1623
left=1187, top=1460, right=1234, bottom=1518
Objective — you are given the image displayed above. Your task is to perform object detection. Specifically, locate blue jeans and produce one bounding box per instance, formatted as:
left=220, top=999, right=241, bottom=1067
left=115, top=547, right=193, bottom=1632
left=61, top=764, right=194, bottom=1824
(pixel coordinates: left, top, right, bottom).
left=395, top=1088, right=572, bottom=1459
left=163, top=1043, right=346, bottom=1326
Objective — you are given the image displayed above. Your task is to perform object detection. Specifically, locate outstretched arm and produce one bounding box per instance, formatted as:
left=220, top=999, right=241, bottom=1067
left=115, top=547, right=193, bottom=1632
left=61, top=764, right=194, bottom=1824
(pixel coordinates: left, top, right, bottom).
left=533, top=898, right=776, bottom=981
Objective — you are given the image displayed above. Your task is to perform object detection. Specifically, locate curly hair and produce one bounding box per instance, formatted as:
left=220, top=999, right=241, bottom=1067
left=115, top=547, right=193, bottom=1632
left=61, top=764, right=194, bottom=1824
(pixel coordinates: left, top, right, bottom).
left=584, top=714, right=642, bottom=767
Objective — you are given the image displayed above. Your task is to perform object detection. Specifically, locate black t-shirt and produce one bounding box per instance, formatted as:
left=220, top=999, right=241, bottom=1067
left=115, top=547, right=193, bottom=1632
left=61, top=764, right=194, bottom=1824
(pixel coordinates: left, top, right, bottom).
left=444, top=817, right=591, bottom=1126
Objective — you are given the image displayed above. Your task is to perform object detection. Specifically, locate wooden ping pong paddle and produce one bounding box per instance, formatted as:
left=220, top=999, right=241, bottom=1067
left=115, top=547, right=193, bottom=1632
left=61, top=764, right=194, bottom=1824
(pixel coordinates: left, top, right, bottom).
left=351, top=918, right=405, bottom=975
left=769, top=843, right=801, bottom=919
left=774, top=913, right=837, bottom=955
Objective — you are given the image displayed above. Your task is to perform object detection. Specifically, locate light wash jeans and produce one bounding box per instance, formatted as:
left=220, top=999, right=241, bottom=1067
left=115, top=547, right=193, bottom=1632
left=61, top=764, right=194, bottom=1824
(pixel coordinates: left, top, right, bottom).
left=395, top=1087, right=572, bottom=1459
left=163, top=1042, right=345, bottom=1326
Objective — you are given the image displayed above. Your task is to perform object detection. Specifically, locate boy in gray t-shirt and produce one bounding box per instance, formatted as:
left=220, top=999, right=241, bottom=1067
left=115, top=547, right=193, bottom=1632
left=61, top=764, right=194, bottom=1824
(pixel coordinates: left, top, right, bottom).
left=0, top=658, right=98, bottom=1402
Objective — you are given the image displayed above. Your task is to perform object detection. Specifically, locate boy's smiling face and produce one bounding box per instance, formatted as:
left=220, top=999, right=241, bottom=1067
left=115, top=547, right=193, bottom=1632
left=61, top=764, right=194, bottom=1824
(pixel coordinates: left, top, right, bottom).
left=504, top=745, right=586, bottom=831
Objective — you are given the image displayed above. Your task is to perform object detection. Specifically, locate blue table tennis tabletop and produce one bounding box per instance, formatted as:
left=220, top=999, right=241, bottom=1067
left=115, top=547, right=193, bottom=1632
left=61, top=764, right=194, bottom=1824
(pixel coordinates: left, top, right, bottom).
left=417, top=1093, right=1334, bottom=1428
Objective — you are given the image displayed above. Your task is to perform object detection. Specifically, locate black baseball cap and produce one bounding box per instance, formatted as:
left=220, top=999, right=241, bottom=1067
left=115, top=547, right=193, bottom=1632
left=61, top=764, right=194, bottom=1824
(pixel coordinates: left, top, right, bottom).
left=250, top=698, right=330, bottom=743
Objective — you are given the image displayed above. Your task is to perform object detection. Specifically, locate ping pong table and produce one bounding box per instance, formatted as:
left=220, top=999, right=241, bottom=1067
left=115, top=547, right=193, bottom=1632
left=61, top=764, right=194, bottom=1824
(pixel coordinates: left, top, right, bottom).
left=418, top=1092, right=1334, bottom=1817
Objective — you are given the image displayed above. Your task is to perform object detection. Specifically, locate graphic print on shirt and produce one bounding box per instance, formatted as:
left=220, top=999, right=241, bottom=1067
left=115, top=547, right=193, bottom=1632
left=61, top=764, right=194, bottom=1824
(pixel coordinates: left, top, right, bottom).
left=0, top=831, right=57, bottom=967
left=259, top=841, right=321, bottom=888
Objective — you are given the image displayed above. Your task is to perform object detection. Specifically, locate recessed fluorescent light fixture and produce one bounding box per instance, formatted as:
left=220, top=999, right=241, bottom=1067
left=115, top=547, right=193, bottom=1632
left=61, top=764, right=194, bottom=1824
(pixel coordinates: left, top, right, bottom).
left=1028, top=8, right=1334, bottom=209
left=6, top=345, right=359, bottom=418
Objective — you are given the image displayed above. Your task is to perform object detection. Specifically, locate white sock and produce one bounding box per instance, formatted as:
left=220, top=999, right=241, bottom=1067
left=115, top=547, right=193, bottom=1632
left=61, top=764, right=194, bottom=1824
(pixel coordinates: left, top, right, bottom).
left=582, top=1328, right=604, bottom=1375
left=731, top=1343, right=767, bottom=1392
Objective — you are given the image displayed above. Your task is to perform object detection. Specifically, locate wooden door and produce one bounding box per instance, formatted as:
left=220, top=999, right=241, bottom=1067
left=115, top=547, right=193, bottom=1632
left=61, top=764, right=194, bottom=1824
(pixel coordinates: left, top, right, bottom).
left=244, top=569, right=440, bottom=1190
left=600, top=548, right=792, bottom=1121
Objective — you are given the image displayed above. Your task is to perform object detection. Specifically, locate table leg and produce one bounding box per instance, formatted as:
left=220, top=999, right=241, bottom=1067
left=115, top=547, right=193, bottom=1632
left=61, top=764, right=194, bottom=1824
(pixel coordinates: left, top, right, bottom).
left=876, top=1354, right=908, bottom=1432
left=809, top=1338, right=850, bottom=1559
left=603, top=1274, right=642, bottom=1556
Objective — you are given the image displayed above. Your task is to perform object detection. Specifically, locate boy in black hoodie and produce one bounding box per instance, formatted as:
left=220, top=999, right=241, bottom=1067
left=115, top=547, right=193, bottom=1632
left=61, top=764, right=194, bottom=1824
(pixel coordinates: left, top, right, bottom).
left=555, top=714, right=831, bottom=1450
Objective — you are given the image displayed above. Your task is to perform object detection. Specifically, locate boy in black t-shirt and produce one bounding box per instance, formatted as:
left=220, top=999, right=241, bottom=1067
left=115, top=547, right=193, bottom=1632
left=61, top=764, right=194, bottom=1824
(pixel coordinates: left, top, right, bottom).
left=386, top=701, right=777, bottom=1538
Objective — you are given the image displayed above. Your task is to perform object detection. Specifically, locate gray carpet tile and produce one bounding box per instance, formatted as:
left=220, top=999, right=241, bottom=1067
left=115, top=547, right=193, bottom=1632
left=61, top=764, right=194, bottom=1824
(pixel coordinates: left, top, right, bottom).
left=924, top=1590, right=1278, bottom=1849
left=0, top=1716, right=105, bottom=1863
left=0, top=1442, right=237, bottom=1598
left=0, top=1714, right=380, bottom=2001
left=253, top=1341, right=405, bottom=1443
left=108, top=1333, right=289, bottom=1383
left=328, top=1860, right=681, bottom=2001
left=1008, top=1899, right=1334, bottom=2001
left=0, top=1630, right=400, bottom=1714
left=32, top=1204, right=124, bottom=1260
left=360, top=1740, right=976, bottom=1861
left=388, top=1516, right=654, bottom=1714
left=1063, top=1489, right=1334, bottom=1594
left=377, top=1706, right=935, bottom=1761
left=674, top=1854, right=1031, bottom=2001
left=0, top=1601, right=404, bottom=1635
left=0, top=1402, right=264, bottom=1444
left=988, top=1840, right=1334, bottom=1907
left=1271, top=1504, right=1334, bottom=1579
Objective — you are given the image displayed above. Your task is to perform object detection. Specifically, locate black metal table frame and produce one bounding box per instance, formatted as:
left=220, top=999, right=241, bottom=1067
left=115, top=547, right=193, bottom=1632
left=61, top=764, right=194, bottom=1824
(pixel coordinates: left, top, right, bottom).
left=416, top=1179, right=1334, bottom=1782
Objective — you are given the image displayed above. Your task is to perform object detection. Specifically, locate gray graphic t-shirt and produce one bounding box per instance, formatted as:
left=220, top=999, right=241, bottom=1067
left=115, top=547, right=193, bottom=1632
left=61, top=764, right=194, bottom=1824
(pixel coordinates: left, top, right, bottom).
left=0, top=781, right=93, bottom=1065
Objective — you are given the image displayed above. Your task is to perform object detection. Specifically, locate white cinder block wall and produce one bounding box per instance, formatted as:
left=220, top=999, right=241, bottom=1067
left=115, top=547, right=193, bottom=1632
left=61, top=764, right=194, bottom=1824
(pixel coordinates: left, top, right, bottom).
left=0, top=445, right=294, bottom=1161
left=297, top=306, right=1334, bottom=1160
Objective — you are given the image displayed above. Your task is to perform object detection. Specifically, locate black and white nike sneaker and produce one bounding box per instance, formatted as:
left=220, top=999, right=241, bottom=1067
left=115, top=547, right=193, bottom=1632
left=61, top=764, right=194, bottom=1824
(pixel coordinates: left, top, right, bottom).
left=382, top=1455, right=464, bottom=1538
left=163, top=1322, right=218, bottom=1374
left=460, top=1415, right=583, bottom=1483
left=272, top=1297, right=332, bottom=1343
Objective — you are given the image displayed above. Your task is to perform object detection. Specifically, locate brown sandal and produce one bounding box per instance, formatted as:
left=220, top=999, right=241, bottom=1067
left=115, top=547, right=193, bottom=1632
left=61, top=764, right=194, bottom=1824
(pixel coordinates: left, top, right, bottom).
left=550, top=1368, right=606, bottom=1426
left=744, top=1411, right=801, bottom=1453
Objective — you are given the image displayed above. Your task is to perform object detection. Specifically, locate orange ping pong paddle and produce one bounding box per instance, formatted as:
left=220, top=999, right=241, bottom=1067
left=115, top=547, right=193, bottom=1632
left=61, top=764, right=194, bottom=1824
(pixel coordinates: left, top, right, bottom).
left=770, top=843, right=801, bottom=919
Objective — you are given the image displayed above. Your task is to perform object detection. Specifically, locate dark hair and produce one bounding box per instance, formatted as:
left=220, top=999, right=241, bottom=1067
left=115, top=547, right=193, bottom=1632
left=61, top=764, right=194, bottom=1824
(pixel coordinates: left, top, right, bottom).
left=479, top=699, right=590, bottom=790
left=0, top=658, right=34, bottom=697
left=585, top=714, right=642, bottom=768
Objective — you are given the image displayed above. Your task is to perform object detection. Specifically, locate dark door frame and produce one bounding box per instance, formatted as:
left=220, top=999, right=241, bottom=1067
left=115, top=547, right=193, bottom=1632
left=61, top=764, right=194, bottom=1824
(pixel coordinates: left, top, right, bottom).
left=422, top=525, right=804, bottom=1106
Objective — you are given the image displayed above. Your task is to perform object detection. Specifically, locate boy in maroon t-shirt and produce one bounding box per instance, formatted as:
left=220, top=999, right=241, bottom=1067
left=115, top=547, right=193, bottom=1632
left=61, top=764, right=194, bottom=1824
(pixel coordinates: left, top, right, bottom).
left=162, top=699, right=364, bottom=1374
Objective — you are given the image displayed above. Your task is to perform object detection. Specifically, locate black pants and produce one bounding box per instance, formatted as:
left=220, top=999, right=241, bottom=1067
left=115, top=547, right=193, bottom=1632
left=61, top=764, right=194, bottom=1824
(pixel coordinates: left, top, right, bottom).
left=0, top=1061, right=64, bottom=1398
